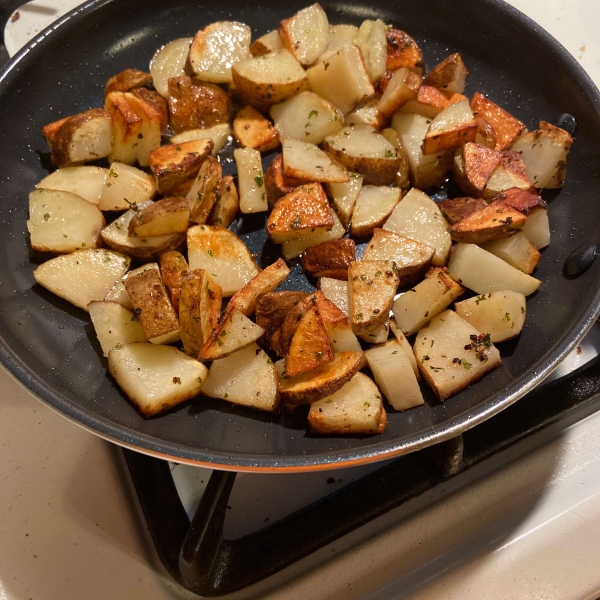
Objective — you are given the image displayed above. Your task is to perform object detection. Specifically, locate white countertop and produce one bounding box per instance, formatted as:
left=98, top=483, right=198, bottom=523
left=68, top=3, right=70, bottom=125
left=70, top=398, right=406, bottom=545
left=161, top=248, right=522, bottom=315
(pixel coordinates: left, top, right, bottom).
left=2, top=1, right=600, bottom=599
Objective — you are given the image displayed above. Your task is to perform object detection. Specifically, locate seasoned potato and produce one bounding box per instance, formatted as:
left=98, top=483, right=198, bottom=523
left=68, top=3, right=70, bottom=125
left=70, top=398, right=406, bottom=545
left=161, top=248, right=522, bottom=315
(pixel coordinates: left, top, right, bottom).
left=449, top=204, right=526, bottom=244
left=322, top=124, right=399, bottom=186
left=358, top=320, right=389, bottom=344
left=317, top=24, right=358, bottom=62
left=28, top=188, right=105, bottom=253
left=101, top=201, right=185, bottom=260
left=471, top=92, right=527, bottom=150
left=383, top=188, right=452, bottom=267
left=43, top=108, right=112, bottom=167
left=282, top=138, right=349, bottom=183
left=484, top=151, right=531, bottom=199
left=185, top=156, right=222, bottom=224
left=325, top=174, right=363, bottom=227
left=170, top=123, right=231, bottom=155
left=105, top=263, right=159, bottom=310
left=492, top=187, right=545, bottom=215
left=301, top=238, right=355, bottom=279
left=362, top=228, right=434, bottom=286
left=423, top=53, right=468, bottom=94
left=422, top=100, right=478, bottom=155
left=37, top=166, right=107, bottom=206
left=397, top=84, right=450, bottom=119
left=234, top=148, right=268, bottom=213
left=313, top=293, right=362, bottom=353
left=389, top=317, right=420, bottom=380
left=250, top=30, right=284, bottom=57
left=265, top=153, right=308, bottom=209
left=439, top=196, right=489, bottom=224
left=482, top=232, right=541, bottom=274
left=414, top=310, right=501, bottom=401
left=270, top=91, right=343, bottom=145
left=255, top=291, right=309, bottom=347
left=186, top=21, right=251, bottom=83
left=33, top=249, right=130, bottom=312
left=168, top=75, right=233, bottom=133
left=521, top=207, right=550, bottom=249
left=306, top=43, right=375, bottom=115
left=318, top=277, right=349, bottom=316
left=159, top=251, right=188, bottom=313
left=351, top=185, right=401, bottom=237
left=385, top=28, right=425, bottom=74
left=202, top=344, right=279, bottom=411
left=187, top=225, right=259, bottom=296
left=98, top=162, right=156, bottom=211
left=123, top=269, right=180, bottom=344
left=345, top=99, right=388, bottom=131
left=208, top=176, right=239, bottom=228
left=270, top=293, right=317, bottom=356
left=232, top=49, right=310, bottom=111
left=105, top=69, right=152, bottom=96
left=392, top=267, right=464, bottom=336
left=448, top=243, right=541, bottom=296
left=453, top=142, right=503, bottom=197
left=108, top=343, right=208, bottom=417
left=380, top=128, right=411, bottom=192
left=149, top=37, right=192, bottom=98
left=377, top=67, right=422, bottom=118
left=233, top=105, right=280, bottom=152
left=455, top=290, right=527, bottom=343
left=353, top=19, right=387, bottom=83
left=279, top=3, right=329, bottom=67
left=88, top=301, right=148, bottom=356
left=348, top=260, right=400, bottom=337
left=266, top=183, right=334, bottom=243
left=278, top=351, right=366, bottom=406
left=308, top=372, right=385, bottom=434
left=149, top=139, right=213, bottom=195
left=475, top=116, right=498, bottom=149
left=128, top=197, right=190, bottom=238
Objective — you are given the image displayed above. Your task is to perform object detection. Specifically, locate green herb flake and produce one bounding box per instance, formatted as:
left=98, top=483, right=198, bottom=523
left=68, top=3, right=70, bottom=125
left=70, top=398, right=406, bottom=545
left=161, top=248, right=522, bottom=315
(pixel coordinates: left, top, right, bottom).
left=208, top=249, right=213, bottom=257
left=521, top=306, right=525, bottom=314
left=461, top=359, right=472, bottom=370
left=364, top=401, right=371, bottom=407
left=224, top=392, right=229, bottom=399
left=254, top=175, right=264, bottom=188
left=172, top=377, right=181, bottom=385
left=430, top=366, right=443, bottom=372
left=354, top=313, right=363, bottom=321
left=43, top=213, right=51, bottom=221
left=308, top=110, right=318, bottom=119
left=504, top=312, right=511, bottom=321
left=324, top=62, right=330, bottom=71
left=384, top=149, right=394, bottom=158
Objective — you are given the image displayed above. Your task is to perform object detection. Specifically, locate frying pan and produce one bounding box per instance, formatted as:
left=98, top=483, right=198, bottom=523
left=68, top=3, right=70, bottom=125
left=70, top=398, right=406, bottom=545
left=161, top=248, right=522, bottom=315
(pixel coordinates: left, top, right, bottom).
left=1, top=0, right=599, bottom=472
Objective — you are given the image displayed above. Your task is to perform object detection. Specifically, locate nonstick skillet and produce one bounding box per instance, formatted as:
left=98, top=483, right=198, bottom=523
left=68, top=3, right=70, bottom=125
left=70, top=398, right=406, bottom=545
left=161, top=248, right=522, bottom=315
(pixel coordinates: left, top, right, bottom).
left=0, top=0, right=599, bottom=471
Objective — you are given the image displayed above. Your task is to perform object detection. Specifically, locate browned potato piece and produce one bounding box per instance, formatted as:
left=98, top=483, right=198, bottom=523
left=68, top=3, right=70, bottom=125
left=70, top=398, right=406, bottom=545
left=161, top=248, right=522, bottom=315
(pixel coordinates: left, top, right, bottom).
left=105, top=69, right=152, bottom=96
left=474, top=117, right=497, bottom=149
left=149, top=139, right=213, bottom=195
left=422, top=101, right=478, bottom=155
left=208, top=176, right=240, bottom=228
left=483, top=151, right=531, bottom=199
left=492, top=187, right=546, bottom=215
left=450, top=204, right=526, bottom=244
left=159, top=251, right=188, bottom=313
left=453, top=142, right=503, bottom=197
left=227, top=258, right=291, bottom=317
left=255, top=291, right=309, bottom=348
left=278, top=351, right=367, bottom=406
left=424, top=53, right=468, bottom=94
left=348, top=260, right=400, bottom=337
left=438, top=198, right=485, bottom=225
left=270, top=293, right=317, bottom=357
left=385, top=28, right=425, bottom=74
left=361, top=228, right=434, bottom=286
left=167, top=75, right=233, bottom=133
left=132, top=88, right=169, bottom=133
left=266, top=183, right=334, bottom=244
left=123, top=269, right=180, bottom=344
left=285, top=305, right=334, bottom=377
left=186, top=156, right=222, bottom=224
left=127, top=197, right=190, bottom=238
left=42, top=108, right=112, bottom=167
left=179, top=269, right=222, bottom=357
left=265, top=154, right=307, bottom=208
left=377, top=68, right=422, bottom=118
left=301, top=239, right=355, bottom=280
left=471, top=92, right=527, bottom=150
left=395, top=84, right=450, bottom=118
left=279, top=4, right=329, bottom=67
left=250, top=30, right=283, bottom=57
left=233, top=105, right=280, bottom=152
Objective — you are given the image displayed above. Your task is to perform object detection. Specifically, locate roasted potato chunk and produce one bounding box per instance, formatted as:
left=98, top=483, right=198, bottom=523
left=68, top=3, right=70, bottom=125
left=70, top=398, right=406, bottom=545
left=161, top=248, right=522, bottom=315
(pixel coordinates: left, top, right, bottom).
left=233, top=105, right=280, bottom=152
left=250, top=30, right=284, bottom=57
left=150, top=37, right=192, bottom=98
left=423, top=53, right=468, bottom=95
left=159, top=251, right=188, bottom=313
left=474, top=116, right=497, bottom=149
left=127, top=196, right=190, bottom=238
left=439, top=196, right=488, bottom=224
left=377, top=68, right=422, bottom=118
left=301, top=238, right=355, bottom=279
left=484, top=151, right=531, bottom=199
left=481, top=232, right=541, bottom=274
left=88, top=301, right=148, bottom=356
left=279, top=3, right=329, bottom=67
left=234, top=148, right=268, bottom=214
left=396, top=84, right=450, bottom=119
left=131, top=88, right=169, bottom=133
left=105, top=69, right=152, bottom=96
left=282, top=138, right=349, bottom=183
left=471, top=92, right=526, bottom=150
left=422, top=100, right=478, bottom=155
left=351, top=185, right=401, bottom=237
left=385, top=28, right=425, bottom=74
left=185, top=156, right=222, bottom=225
left=167, top=75, right=233, bottom=133
left=99, top=162, right=156, bottom=212
left=208, top=176, right=239, bottom=228
left=492, top=187, right=545, bottom=215
left=255, top=291, right=309, bottom=347
left=325, top=175, right=364, bottom=228
left=265, top=153, right=308, bottom=209
left=449, top=204, right=526, bottom=244
left=270, top=293, right=318, bottom=356
left=453, top=142, right=503, bottom=197
left=281, top=209, right=346, bottom=260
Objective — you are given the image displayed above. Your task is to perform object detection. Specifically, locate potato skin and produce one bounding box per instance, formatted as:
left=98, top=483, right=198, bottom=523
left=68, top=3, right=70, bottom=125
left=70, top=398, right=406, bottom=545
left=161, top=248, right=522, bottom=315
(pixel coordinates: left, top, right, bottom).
left=491, top=187, right=546, bottom=215
left=255, top=291, right=309, bottom=348
left=105, top=69, right=152, bottom=96
left=439, top=197, right=489, bottom=224
left=301, top=239, right=356, bottom=280
left=265, top=153, right=307, bottom=208
left=159, top=251, right=188, bottom=313
left=132, top=88, right=169, bottom=132
left=168, top=75, right=232, bottom=133
left=385, top=28, right=425, bottom=74
left=128, top=197, right=190, bottom=237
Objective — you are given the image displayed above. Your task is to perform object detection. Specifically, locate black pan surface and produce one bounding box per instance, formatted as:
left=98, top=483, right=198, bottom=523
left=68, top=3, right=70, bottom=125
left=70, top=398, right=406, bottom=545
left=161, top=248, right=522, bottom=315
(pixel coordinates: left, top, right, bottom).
left=1, top=0, right=599, bottom=471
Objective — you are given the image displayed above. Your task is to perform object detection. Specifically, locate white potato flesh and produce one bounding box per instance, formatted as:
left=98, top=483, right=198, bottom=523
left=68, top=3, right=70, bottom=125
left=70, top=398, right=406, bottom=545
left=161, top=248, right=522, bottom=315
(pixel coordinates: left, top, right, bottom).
left=448, top=243, right=541, bottom=296
left=67, top=114, right=113, bottom=164
left=251, top=30, right=283, bottom=55
left=270, top=91, right=343, bottom=145
left=521, top=207, right=550, bottom=249
left=383, top=188, right=452, bottom=267
left=28, top=188, right=105, bottom=253
left=280, top=3, right=329, bottom=66
left=37, top=166, right=107, bottom=205
left=98, top=162, right=156, bottom=211
left=353, top=19, right=387, bottom=83
left=317, top=24, right=358, bottom=62
left=33, top=249, right=130, bottom=312
left=201, top=344, right=278, bottom=411
left=108, top=343, right=208, bottom=417
left=455, top=291, right=527, bottom=343
left=414, top=310, right=501, bottom=401
left=389, top=317, right=420, bottom=380
left=482, top=232, right=540, bottom=274
left=307, top=43, right=375, bottom=115
left=326, top=322, right=362, bottom=353
left=170, top=123, right=231, bottom=155
left=282, top=209, right=346, bottom=259
left=233, top=148, right=267, bottom=213
left=187, top=21, right=251, bottom=83
left=104, top=263, right=159, bottom=309
left=319, top=277, right=349, bottom=316
left=351, top=185, right=401, bottom=237
left=187, top=225, right=259, bottom=296
left=88, top=301, right=147, bottom=356
left=308, top=372, right=383, bottom=434
left=377, top=68, right=421, bottom=119
left=428, top=100, right=474, bottom=133
left=365, top=340, right=424, bottom=411
left=485, top=156, right=531, bottom=195
left=345, top=100, right=386, bottom=130
left=149, top=37, right=192, bottom=98
left=324, top=124, right=397, bottom=160
left=358, top=321, right=389, bottom=344
left=392, top=112, right=451, bottom=189
left=282, top=138, right=349, bottom=183
left=326, top=174, right=363, bottom=227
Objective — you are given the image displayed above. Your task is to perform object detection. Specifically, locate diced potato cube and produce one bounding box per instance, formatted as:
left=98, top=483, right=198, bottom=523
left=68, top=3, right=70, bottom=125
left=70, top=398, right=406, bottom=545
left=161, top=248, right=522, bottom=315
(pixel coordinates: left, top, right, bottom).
left=482, top=232, right=541, bottom=274
left=234, top=148, right=268, bottom=213
left=98, top=162, right=156, bottom=211
left=351, top=185, right=401, bottom=237
left=88, top=301, right=148, bottom=356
